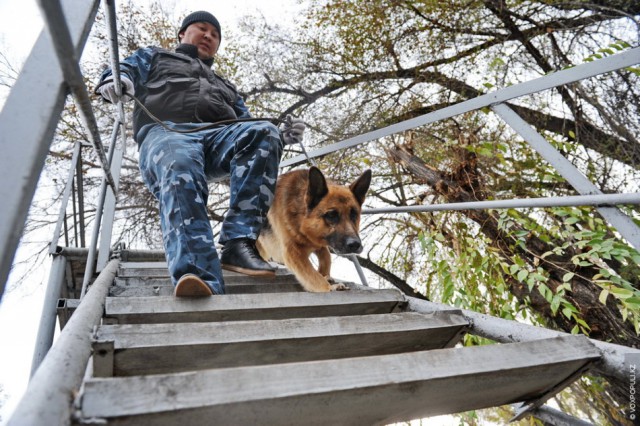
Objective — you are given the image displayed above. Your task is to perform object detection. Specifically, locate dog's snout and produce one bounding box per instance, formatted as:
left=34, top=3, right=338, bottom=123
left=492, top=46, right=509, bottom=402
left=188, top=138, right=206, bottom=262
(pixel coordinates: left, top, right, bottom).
left=345, top=237, right=362, bottom=254
left=326, top=233, right=363, bottom=255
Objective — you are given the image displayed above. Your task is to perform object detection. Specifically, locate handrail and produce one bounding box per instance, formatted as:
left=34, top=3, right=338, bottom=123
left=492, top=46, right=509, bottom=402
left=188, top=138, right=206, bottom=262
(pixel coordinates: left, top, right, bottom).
left=0, top=0, right=101, bottom=301
left=363, top=192, right=640, bottom=214
left=281, top=47, right=640, bottom=250
left=408, top=296, right=640, bottom=383
left=281, top=47, right=640, bottom=168
left=105, top=0, right=129, bottom=131
left=36, top=0, right=117, bottom=192
left=80, top=121, right=122, bottom=298
left=8, top=259, right=120, bottom=426
left=49, top=142, right=84, bottom=255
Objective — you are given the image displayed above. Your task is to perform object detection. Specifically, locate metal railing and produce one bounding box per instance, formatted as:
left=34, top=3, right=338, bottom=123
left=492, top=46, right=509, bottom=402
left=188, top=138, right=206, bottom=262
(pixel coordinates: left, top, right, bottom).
left=283, top=47, right=640, bottom=251
left=0, top=0, right=102, bottom=300
left=1, top=0, right=639, bottom=425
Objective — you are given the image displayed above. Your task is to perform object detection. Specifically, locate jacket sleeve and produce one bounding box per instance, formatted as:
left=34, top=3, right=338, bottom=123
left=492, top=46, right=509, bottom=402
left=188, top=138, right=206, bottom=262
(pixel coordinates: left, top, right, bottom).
left=233, top=95, right=252, bottom=119
left=95, top=47, right=156, bottom=95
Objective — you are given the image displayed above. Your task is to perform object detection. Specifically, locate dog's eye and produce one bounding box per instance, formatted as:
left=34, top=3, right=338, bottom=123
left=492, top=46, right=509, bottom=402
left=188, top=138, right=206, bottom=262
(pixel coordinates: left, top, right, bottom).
left=350, top=208, right=358, bottom=223
left=323, top=210, right=339, bottom=224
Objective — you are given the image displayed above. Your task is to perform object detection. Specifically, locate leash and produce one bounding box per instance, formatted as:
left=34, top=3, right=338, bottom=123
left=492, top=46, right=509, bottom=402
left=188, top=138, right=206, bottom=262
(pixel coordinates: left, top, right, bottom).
left=128, top=94, right=317, bottom=166
left=130, top=95, right=286, bottom=133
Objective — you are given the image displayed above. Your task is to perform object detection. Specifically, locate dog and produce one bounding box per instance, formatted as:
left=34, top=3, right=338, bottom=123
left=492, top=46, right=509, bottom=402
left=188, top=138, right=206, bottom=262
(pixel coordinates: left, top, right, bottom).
left=257, top=166, right=372, bottom=292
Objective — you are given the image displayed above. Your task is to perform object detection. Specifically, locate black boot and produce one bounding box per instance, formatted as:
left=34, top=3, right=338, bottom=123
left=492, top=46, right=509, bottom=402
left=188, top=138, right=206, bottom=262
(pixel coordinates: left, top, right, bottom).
left=220, top=238, right=276, bottom=277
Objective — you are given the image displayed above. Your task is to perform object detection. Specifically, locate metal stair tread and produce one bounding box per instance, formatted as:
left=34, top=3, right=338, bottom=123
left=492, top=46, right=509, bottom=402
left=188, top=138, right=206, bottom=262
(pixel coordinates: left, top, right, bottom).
left=117, top=261, right=293, bottom=278
left=92, top=311, right=468, bottom=376
left=104, top=289, right=407, bottom=324
left=111, top=275, right=305, bottom=296
left=78, top=335, right=600, bottom=425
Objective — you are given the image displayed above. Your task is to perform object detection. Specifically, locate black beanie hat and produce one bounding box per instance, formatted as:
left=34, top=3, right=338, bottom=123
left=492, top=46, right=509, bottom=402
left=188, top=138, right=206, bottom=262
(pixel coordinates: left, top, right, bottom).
left=178, top=11, right=221, bottom=41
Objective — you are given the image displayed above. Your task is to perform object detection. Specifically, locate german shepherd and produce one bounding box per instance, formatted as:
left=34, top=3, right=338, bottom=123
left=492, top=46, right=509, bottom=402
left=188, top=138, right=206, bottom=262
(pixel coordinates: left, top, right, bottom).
left=257, top=167, right=372, bottom=292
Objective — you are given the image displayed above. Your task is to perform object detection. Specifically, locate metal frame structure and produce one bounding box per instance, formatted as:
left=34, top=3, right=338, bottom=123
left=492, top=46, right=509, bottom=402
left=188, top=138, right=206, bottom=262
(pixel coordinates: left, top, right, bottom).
left=283, top=47, right=640, bottom=251
left=0, top=0, right=102, bottom=299
left=1, top=0, right=639, bottom=425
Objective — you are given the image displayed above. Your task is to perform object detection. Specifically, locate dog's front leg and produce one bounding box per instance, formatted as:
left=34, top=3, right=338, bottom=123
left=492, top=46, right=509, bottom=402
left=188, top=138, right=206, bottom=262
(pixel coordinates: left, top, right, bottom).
left=285, top=246, right=344, bottom=292
left=315, top=247, right=332, bottom=280
left=314, top=247, right=348, bottom=290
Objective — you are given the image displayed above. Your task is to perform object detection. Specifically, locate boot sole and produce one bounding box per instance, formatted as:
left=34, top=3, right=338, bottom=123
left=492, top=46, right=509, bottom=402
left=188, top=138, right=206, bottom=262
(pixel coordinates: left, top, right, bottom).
left=174, top=274, right=214, bottom=297
left=221, top=263, right=276, bottom=278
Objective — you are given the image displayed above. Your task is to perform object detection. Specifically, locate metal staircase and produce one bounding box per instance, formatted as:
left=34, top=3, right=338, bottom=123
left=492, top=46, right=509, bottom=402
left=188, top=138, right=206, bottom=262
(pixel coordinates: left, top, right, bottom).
left=79, top=260, right=599, bottom=424
left=10, top=250, right=634, bottom=425
left=2, top=1, right=640, bottom=424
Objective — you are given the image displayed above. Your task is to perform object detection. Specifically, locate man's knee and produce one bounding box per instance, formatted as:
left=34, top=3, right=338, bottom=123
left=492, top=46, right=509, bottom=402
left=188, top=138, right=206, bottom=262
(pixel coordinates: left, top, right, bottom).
left=241, top=121, right=283, bottom=152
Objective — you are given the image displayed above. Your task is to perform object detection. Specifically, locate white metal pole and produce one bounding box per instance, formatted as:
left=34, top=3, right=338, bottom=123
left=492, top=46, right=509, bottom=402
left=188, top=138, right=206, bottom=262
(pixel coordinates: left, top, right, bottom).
left=8, top=259, right=119, bottom=426
left=29, top=254, right=67, bottom=378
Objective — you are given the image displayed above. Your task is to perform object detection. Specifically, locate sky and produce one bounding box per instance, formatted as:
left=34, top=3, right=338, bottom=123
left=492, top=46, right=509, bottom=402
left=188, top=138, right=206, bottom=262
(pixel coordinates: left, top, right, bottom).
left=0, top=1, right=461, bottom=424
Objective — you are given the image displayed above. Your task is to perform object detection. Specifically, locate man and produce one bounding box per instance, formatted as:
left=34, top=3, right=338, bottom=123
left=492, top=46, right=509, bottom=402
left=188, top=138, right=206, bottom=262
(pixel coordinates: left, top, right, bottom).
left=96, top=11, right=303, bottom=297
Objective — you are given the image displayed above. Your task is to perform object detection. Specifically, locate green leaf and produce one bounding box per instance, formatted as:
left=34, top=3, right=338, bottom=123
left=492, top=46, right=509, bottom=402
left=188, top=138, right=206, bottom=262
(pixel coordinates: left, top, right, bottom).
left=562, top=272, right=574, bottom=282
left=576, top=319, right=590, bottom=330
left=550, top=296, right=561, bottom=315
left=509, top=264, right=519, bottom=275
left=517, top=269, right=528, bottom=282
left=538, top=283, right=553, bottom=303
left=624, top=297, right=640, bottom=309
left=609, top=287, right=634, bottom=299
left=599, top=289, right=609, bottom=305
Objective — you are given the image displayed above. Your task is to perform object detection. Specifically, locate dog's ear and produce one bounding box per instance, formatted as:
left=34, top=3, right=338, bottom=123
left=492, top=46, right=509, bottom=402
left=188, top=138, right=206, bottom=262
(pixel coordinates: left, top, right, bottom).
left=307, top=166, right=329, bottom=211
left=350, top=169, right=372, bottom=206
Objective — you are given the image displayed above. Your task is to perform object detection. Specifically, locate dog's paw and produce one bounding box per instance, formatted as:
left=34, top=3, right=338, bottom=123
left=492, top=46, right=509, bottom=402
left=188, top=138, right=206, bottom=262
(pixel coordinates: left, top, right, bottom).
left=329, top=283, right=350, bottom=291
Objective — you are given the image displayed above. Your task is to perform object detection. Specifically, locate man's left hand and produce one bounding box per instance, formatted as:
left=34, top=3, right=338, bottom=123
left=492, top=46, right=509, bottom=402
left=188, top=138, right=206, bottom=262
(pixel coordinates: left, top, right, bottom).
left=281, top=115, right=306, bottom=146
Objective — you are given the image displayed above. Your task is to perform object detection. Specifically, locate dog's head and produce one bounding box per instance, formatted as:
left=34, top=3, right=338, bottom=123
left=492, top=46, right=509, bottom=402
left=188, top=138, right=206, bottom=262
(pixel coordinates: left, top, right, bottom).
left=304, top=167, right=372, bottom=254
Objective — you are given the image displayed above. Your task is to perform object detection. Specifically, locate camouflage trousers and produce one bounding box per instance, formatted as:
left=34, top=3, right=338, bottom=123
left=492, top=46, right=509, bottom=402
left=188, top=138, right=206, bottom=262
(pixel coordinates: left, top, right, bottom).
left=137, top=121, right=283, bottom=295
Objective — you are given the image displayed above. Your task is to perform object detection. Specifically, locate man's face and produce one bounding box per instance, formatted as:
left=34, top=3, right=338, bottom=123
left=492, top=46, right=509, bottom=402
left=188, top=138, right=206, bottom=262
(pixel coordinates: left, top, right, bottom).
left=179, top=21, right=220, bottom=60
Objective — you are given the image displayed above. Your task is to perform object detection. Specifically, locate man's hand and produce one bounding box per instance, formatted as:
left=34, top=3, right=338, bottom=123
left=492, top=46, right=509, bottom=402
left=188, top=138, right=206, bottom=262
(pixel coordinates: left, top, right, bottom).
left=98, top=76, right=134, bottom=103
left=281, top=115, right=306, bottom=146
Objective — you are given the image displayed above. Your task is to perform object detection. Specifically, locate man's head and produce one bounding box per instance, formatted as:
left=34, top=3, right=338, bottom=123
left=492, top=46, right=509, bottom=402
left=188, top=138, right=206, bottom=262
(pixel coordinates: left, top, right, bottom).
left=178, top=11, right=221, bottom=60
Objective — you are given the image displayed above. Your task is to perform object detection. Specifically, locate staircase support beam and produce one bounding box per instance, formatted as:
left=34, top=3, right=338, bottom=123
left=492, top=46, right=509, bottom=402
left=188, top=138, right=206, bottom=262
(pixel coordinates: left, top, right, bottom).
left=8, top=258, right=119, bottom=426
left=29, top=254, right=68, bottom=377
left=525, top=404, right=594, bottom=426
left=408, top=297, right=640, bottom=383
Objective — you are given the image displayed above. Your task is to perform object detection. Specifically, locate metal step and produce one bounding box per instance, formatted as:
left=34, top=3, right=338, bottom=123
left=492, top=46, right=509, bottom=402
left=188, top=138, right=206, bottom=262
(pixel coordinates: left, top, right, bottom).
left=117, top=261, right=290, bottom=278
left=114, top=262, right=308, bottom=295
left=91, top=311, right=468, bottom=377
left=104, top=289, right=407, bottom=324
left=78, top=335, right=599, bottom=426
left=110, top=275, right=305, bottom=296
left=117, top=261, right=174, bottom=277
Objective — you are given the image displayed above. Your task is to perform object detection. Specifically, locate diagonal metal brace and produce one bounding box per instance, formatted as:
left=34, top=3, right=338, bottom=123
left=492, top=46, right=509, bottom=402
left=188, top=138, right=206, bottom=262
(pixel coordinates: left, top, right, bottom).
left=510, top=362, right=593, bottom=422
